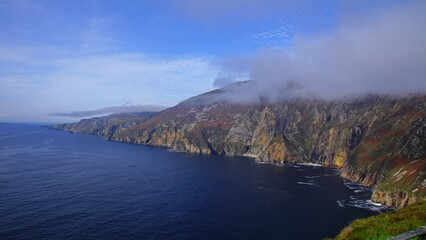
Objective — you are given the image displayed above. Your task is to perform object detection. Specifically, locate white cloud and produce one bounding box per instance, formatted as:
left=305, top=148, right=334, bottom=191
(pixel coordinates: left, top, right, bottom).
left=0, top=8, right=219, bottom=122
left=50, top=102, right=169, bottom=118
left=0, top=50, right=217, bottom=122
left=213, top=1, right=426, bottom=102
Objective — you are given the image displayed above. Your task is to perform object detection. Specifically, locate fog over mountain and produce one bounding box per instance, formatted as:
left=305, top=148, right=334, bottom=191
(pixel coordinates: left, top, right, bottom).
left=213, top=1, right=426, bottom=103
left=50, top=102, right=168, bottom=118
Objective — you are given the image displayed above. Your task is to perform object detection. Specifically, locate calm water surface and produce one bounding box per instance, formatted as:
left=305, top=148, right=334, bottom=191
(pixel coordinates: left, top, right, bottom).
left=0, top=123, right=387, bottom=240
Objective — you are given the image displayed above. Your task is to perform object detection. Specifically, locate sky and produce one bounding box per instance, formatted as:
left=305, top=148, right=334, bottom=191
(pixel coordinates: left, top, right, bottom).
left=0, top=0, right=425, bottom=123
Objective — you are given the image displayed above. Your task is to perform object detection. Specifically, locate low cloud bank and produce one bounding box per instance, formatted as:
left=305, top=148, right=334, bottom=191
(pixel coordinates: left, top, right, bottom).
left=50, top=102, right=168, bottom=118
left=214, top=2, right=426, bottom=103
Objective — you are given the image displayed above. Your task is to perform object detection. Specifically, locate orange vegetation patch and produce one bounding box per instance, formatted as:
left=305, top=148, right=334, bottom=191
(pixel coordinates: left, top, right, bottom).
left=275, top=134, right=284, bottom=140
left=387, top=130, right=401, bottom=136
left=410, top=158, right=426, bottom=169
left=400, top=169, right=417, bottom=188
left=377, top=156, right=386, bottom=163
left=360, top=156, right=372, bottom=165
left=365, top=137, right=380, bottom=146
left=358, top=150, right=372, bottom=165
left=358, top=150, right=368, bottom=158
left=399, top=156, right=425, bottom=178
left=198, top=115, right=232, bottom=130
left=391, top=155, right=413, bottom=168
left=140, top=111, right=179, bottom=127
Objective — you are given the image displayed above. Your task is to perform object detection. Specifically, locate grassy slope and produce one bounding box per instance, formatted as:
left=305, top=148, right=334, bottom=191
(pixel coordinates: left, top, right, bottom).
left=327, top=200, right=426, bottom=240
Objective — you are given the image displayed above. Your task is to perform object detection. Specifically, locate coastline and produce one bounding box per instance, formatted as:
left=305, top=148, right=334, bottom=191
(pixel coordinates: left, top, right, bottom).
left=53, top=127, right=392, bottom=209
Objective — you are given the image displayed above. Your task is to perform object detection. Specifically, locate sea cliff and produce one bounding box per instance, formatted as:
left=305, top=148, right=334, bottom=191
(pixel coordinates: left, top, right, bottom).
left=52, top=85, right=425, bottom=208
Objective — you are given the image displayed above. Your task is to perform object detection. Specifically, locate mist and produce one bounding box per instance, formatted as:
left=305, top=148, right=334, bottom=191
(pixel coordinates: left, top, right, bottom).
left=50, top=103, right=168, bottom=118
left=213, top=1, right=426, bottom=103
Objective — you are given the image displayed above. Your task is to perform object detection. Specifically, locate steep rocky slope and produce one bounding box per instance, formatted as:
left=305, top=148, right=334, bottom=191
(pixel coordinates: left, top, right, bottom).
left=52, top=84, right=426, bottom=208
left=54, top=112, right=155, bottom=138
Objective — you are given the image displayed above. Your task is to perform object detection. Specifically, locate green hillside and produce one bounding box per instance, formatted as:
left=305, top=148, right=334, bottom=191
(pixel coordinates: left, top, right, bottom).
left=329, top=200, right=426, bottom=240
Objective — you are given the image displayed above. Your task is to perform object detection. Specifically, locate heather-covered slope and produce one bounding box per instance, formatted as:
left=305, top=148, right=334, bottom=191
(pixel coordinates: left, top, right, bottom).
left=52, top=86, right=425, bottom=208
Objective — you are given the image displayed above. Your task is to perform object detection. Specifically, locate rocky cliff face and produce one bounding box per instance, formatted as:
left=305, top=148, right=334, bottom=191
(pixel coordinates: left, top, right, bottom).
left=53, top=112, right=155, bottom=138
left=52, top=86, right=425, bottom=209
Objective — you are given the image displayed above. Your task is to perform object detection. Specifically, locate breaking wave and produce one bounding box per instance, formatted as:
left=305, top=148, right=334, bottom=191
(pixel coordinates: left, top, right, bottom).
left=337, top=180, right=390, bottom=212
left=337, top=197, right=389, bottom=212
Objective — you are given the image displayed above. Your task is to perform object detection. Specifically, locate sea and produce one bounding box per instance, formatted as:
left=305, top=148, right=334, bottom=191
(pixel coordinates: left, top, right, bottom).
left=0, top=123, right=389, bottom=240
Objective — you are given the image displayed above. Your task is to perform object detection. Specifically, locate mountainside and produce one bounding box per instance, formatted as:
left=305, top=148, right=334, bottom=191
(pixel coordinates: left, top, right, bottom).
left=53, top=112, right=155, bottom=138
left=52, top=84, right=426, bottom=208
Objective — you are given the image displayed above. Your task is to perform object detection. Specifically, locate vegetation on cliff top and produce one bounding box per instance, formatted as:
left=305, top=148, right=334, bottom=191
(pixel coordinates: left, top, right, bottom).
left=327, top=200, right=426, bottom=240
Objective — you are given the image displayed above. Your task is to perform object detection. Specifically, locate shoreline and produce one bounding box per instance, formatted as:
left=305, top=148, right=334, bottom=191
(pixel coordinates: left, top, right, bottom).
left=51, top=127, right=412, bottom=209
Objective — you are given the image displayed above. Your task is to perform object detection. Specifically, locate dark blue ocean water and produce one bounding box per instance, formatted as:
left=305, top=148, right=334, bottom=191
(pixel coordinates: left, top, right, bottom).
left=0, top=123, right=387, bottom=240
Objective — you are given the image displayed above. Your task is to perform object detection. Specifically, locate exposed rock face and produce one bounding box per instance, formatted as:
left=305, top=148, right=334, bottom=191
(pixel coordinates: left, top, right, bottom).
left=53, top=112, right=155, bottom=138
left=371, top=190, right=418, bottom=209
left=52, top=86, right=426, bottom=209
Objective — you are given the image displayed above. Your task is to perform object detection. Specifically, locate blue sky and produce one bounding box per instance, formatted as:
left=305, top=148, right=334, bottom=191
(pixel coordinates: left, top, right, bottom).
left=0, top=0, right=423, bottom=123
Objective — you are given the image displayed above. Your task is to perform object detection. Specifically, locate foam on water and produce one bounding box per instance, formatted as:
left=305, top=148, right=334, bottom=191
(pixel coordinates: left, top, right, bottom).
left=337, top=200, right=345, bottom=208
left=343, top=180, right=373, bottom=193
left=336, top=179, right=390, bottom=212
left=346, top=199, right=388, bottom=212
left=297, top=181, right=322, bottom=188
left=304, top=175, right=321, bottom=179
